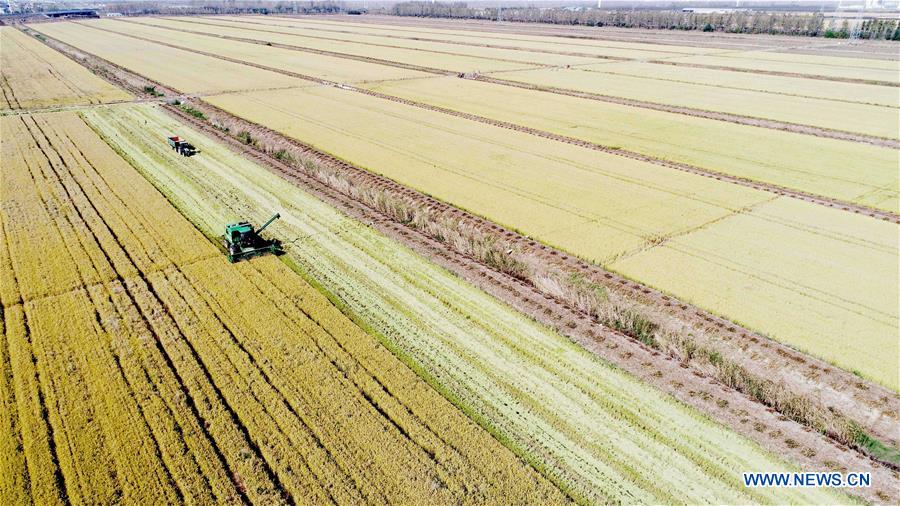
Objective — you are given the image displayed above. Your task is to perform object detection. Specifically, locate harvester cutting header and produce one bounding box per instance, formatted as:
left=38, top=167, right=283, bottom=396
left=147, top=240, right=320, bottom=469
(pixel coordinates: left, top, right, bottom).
left=222, top=213, right=284, bottom=263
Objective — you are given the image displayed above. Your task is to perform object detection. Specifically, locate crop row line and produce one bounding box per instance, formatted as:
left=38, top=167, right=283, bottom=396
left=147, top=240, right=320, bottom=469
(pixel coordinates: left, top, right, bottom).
left=70, top=110, right=345, bottom=504
left=289, top=14, right=899, bottom=65
left=112, top=19, right=900, bottom=148
left=15, top=113, right=286, bottom=504
left=215, top=15, right=900, bottom=87
left=86, top=21, right=898, bottom=223
left=143, top=17, right=558, bottom=69
left=24, top=114, right=206, bottom=503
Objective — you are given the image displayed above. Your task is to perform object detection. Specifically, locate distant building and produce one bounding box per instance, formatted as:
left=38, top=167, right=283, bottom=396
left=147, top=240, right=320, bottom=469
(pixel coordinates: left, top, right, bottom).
left=44, top=9, right=99, bottom=19
left=682, top=8, right=751, bottom=14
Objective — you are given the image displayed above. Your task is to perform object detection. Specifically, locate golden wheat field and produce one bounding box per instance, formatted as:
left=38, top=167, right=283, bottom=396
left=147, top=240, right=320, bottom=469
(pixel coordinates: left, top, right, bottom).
left=0, top=27, right=130, bottom=110
left=0, top=111, right=562, bottom=504
left=5, top=11, right=900, bottom=505
left=75, top=102, right=846, bottom=505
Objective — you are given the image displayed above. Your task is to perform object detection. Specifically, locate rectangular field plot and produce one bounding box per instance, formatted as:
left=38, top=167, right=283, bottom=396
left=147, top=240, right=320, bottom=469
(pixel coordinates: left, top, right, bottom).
left=224, top=15, right=726, bottom=59
left=130, top=16, right=598, bottom=69
left=206, top=85, right=770, bottom=263
left=205, top=85, right=898, bottom=391
left=580, top=60, right=899, bottom=107
left=80, top=103, right=845, bottom=505
left=85, top=18, right=441, bottom=80
left=31, top=22, right=305, bottom=94
left=494, top=66, right=900, bottom=139
left=362, top=76, right=899, bottom=212
left=0, top=110, right=560, bottom=504
left=0, top=27, right=130, bottom=110
left=87, top=18, right=532, bottom=74
left=612, top=197, right=899, bottom=389
left=664, top=52, right=900, bottom=84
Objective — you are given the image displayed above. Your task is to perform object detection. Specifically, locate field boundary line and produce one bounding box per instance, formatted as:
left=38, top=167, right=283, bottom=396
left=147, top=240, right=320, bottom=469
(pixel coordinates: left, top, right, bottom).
left=472, top=74, right=900, bottom=148
left=201, top=15, right=900, bottom=87
left=148, top=16, right=899, bottom=107
left=133, top=17, right=561, bottom=69
left=289, top=14, right=900, bottom=61
left=157, top=16, right=635, bottom=61
left=346, top=85, right=900, bottom=223
left=94, top=19, right=899, bottom=149
left=65, top=22, right=899, bottom=222
left=646, top=59, right=900, bottom=88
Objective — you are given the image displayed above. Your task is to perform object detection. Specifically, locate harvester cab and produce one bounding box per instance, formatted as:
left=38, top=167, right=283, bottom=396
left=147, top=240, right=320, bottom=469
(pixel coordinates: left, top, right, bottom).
left=167, top=135, right=198, bottom=157
left=222, top=213, right=284, bottom=263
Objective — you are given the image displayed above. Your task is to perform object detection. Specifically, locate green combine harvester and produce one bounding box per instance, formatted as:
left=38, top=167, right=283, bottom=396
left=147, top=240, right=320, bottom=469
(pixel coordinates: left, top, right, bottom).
left=222, top=213, right=284, bottom=263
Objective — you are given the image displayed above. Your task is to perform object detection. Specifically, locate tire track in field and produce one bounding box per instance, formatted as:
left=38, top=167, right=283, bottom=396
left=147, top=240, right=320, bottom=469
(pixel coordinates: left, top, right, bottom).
left=77, top=22, right=900, bottom=222
left=54, top=124, right=251, bottom=503
left=158, top=267, right=351, bottom=504
left=18, top=113, right=283, bottom=504
left=64, top=117, right=303, bottom=505
left=23, top=115, right=186, bottom=503
left=184, top=264, right=453, bottom=502
left=0, top=75, right=23, bottom=110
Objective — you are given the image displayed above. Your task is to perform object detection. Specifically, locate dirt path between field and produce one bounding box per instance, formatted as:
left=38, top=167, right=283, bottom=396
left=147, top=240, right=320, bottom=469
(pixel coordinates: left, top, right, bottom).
left=80, top=20, right=900, bottom=222
left=107, top=19, right=900, bottom=149
left=198, top=16, right=900, bottom=87
left=25, top=25, right=900, bottom=504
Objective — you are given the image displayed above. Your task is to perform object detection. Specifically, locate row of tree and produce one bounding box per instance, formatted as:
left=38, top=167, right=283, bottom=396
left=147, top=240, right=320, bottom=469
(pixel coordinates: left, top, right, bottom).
left=101, top=1, right=342, bottom=16
left=389, top=3, right=900, bottom=40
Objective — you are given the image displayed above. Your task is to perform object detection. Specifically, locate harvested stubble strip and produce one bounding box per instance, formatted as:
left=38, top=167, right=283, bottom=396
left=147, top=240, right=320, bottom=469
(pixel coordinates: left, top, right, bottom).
left=7, top=113, right=226, bottom=503
left=5, top=113, right=271, bottom=504
left=2, top=305, right=65, bottom=505
left=3, top=109, right=559, bottom=503
left=27, top=289, right=179, bottom=503
left=0, top=309, right=30, bottom=505
left=84, top=103, right=849, bottom=504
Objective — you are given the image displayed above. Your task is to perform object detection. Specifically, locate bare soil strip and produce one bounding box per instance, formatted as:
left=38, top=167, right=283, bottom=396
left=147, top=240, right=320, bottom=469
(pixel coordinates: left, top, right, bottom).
left=26, top=26, right=900, bottom=501
left=81, top=21, right=900, bottom=221
left=209, top=16, right=900, bottom=87
left=102, top=19, right=899, bottom=150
